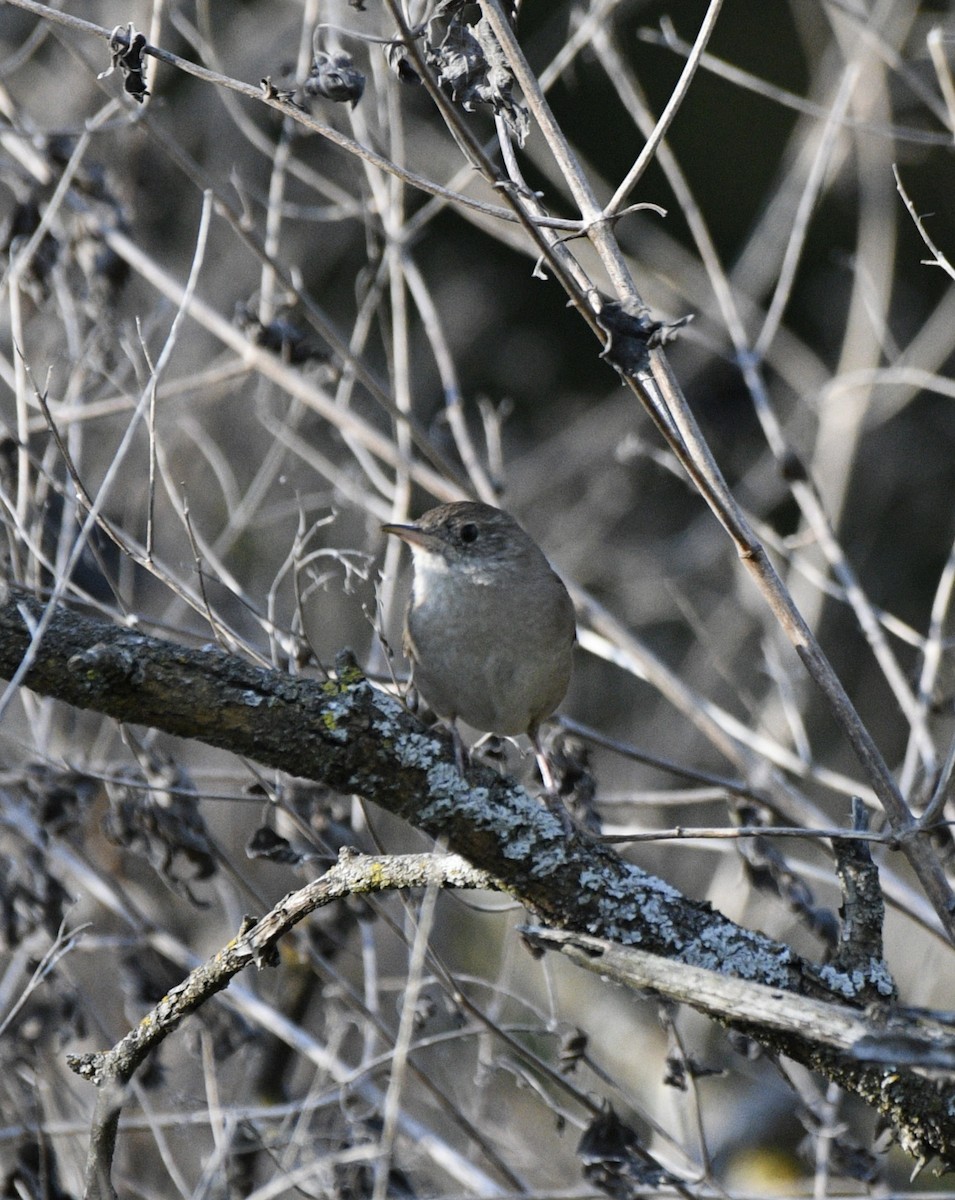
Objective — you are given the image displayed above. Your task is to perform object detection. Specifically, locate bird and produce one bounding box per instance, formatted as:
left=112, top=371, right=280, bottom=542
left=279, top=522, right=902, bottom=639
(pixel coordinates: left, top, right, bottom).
left=382, top=501, right=575, bottom=791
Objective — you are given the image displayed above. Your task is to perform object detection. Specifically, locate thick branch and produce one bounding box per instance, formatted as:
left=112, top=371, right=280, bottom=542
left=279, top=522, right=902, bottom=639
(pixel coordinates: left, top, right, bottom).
left=0, top=591, right=832, bottom=986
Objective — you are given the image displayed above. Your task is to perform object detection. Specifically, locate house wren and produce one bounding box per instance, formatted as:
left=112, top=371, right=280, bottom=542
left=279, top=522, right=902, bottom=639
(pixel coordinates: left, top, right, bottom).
left=382, top=502, right=575, bottom=778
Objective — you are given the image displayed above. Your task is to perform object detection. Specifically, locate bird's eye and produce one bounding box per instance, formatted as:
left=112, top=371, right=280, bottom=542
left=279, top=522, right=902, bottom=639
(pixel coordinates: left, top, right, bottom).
left=459, top=522, right=479, bottom=544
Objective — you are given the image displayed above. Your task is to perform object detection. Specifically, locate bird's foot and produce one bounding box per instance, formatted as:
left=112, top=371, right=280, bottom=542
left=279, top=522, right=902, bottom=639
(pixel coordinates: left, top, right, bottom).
left=540, top=786, right=576, bottom=836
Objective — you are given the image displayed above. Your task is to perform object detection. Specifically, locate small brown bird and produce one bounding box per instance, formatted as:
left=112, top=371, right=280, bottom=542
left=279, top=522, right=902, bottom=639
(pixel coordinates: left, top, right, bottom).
left=382, top=502, right=575, bottom=786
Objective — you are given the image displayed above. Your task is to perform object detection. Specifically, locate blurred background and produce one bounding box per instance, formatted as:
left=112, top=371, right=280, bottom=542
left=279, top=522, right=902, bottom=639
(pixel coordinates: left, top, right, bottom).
left=2, top=0, right=955, bottom=1195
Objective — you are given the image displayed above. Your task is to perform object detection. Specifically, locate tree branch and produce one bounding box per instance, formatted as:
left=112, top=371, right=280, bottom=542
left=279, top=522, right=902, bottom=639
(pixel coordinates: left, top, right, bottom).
left=0, top=591, right=818, bottom=980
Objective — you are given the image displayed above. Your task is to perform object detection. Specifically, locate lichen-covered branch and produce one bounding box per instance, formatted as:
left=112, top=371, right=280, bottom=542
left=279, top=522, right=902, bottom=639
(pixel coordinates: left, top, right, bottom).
left=0, top=590, right=823, bottom=990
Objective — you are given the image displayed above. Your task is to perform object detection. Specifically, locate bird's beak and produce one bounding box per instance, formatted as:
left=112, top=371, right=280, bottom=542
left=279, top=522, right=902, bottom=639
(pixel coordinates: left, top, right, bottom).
left=381, top=521, right=431, bottom=549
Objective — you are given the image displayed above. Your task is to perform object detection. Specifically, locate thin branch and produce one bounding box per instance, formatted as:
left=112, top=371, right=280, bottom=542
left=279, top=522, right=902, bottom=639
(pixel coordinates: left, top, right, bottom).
left=894, top=164, right=955, bottom=283
left=606, top=0, right=725, bottom=215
